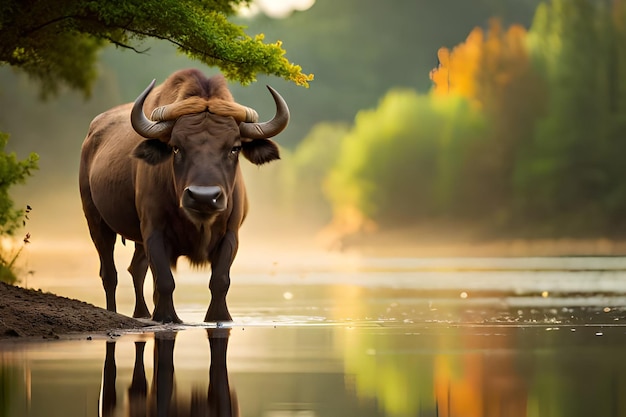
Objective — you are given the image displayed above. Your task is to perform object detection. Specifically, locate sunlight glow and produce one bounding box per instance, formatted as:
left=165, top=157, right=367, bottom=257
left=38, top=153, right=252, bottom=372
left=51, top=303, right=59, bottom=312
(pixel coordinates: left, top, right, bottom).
left=239, top=0, right=315, bottom=18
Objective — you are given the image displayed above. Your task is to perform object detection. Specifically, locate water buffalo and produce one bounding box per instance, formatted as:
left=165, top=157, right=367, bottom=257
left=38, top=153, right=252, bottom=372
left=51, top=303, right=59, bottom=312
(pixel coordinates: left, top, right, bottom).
left=79, top=69, right=289, bottom=323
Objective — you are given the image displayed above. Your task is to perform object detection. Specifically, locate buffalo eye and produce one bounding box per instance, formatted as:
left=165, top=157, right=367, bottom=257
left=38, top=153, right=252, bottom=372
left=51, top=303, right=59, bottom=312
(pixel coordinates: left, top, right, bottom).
left=172, top=145, right=184, bottom=163
left=229, top=145, right=242, bottom=158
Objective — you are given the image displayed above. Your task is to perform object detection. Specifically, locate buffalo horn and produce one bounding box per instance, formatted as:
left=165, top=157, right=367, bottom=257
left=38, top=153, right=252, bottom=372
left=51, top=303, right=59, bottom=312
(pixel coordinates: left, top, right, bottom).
left=239, top=86, right=290, bottom=140
left=131, top=79, right=175, bottom=140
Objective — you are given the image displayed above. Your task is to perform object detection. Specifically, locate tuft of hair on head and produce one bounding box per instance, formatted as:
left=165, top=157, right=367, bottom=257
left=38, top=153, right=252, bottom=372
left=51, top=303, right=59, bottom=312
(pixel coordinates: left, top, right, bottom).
left=150, top=97, right=258, bottom=123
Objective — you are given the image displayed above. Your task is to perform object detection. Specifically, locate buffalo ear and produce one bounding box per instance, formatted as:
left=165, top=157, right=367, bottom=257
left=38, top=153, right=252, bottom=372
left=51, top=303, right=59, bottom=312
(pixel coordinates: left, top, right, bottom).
left=133, top=139, right=171, bottom=165
left=242, top=139, right=280, bottom=165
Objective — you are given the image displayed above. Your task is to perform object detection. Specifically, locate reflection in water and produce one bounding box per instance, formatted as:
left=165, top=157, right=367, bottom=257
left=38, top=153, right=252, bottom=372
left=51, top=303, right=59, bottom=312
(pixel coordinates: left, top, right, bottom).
left=339, top=324, right=626, bottom=417
left=99, top=329, right=237, bottom=417
left=5, top=256, right=626, bottom=417
left=2, top=321, right=626, bottom=416
left=332, top=284, right=626, bottom=417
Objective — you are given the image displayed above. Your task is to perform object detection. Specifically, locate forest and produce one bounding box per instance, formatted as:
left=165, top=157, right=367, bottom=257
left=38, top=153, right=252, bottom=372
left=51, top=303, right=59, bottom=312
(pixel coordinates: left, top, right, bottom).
left=1, top=0, right=624, bottom=244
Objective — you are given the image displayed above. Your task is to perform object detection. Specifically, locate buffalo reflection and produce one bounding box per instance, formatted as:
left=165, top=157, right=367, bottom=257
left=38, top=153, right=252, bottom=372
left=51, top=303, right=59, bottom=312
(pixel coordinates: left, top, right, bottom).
left=100, top=329, right=238, bottom=417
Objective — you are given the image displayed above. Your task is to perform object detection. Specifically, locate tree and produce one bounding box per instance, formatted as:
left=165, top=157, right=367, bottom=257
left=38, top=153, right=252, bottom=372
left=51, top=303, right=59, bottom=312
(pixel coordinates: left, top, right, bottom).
left=0, top=0, right=312, bottom=98
left=515, top=0, right=626, bottom=236
left=324, top=89, right=486, bottom=231
left=430, top=19, right=547, bottom=226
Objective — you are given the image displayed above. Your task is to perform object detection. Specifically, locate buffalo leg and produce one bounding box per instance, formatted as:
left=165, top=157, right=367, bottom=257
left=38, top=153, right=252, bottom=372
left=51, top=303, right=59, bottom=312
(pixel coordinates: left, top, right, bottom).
left=128, top=243, right=151, bottom=318
left=84, top=212, right=118, bottom=312
left=146, top=232, right=181, bottom=323
left=152, top=333, right=177, bottom=417
left=205, top=230, right=237, bottom=322
left=128, top=341, right=148, bottom=417
left=208, top=328, right=234, bottom=416
left=100, top=341, right=117, bottom=417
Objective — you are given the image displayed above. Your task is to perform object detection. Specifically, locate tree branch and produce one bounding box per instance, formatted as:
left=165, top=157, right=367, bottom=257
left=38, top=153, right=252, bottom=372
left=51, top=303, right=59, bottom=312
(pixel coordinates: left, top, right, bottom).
left=21, top=15, right=82, bottom=36
left=104, top=37, right=150, bottom=54
left=124, top=28, right=234, bottom=63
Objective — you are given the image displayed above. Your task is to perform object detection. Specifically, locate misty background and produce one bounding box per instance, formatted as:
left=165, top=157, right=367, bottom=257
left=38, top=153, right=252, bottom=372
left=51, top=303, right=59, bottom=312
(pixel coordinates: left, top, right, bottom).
left=1, top=0, right=623, bottom=258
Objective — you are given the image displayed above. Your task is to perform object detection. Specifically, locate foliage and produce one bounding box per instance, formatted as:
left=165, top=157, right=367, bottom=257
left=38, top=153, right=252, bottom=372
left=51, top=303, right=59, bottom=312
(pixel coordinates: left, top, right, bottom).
left=516, top=0, right=626, bottom=235
left=318, top=0, right=626, bottom=238
left=0, top=133, right=36, bottom=284
left=431, top=19, right=547, bottom=226
left=0, top=133, right=38, bottom=236
left=324, top=89, right=486, bottom=229
left=0, top=0, right=312, bottom=98
left=0, top=241, right=26, bottom=285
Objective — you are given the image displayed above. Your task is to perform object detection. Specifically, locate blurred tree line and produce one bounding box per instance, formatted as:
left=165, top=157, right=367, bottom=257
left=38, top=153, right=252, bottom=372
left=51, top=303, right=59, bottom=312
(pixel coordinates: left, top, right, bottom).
left=4, top=0, right=624, bottom=244
left=293, top=0, right=626, bottom=239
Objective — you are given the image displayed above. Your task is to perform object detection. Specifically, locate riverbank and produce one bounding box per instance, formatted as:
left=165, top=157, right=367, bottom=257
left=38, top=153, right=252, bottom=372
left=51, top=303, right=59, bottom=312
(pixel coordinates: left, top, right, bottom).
left=0, top=281, right=147, bottom=341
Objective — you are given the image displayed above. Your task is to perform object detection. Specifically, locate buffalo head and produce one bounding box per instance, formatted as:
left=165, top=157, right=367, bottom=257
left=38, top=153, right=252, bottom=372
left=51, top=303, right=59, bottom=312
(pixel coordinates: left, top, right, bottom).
left=130, top=80, right=289, bottom=224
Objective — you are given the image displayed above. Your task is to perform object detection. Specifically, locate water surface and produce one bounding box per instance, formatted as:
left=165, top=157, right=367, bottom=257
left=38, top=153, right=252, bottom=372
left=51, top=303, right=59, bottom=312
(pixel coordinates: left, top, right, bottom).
left=3, top=255, right=626, bottom=417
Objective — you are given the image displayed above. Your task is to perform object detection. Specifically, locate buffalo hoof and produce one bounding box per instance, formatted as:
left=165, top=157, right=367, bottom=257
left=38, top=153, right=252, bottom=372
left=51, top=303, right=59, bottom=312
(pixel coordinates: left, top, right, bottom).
left=152, top=297, right=182, bottom=323
left=152, top=306, right=182, bottom=324
left=133, top=303, right=151, bottom=319
left=204, top=303, right=232, bottom=323
left=152, top=311, right=182, bottom=324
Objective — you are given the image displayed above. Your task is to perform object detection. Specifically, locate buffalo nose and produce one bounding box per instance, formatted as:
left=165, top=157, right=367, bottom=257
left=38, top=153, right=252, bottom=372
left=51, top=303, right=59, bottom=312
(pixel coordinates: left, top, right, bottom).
left=185, top=185, right=223, bottom=205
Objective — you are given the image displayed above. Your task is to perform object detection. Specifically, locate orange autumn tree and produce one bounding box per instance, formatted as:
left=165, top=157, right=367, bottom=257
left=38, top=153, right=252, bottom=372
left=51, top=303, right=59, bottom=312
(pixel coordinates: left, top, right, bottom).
left=430, top=19, right=535, bottom=109
left=430, top=26, right=483, bottom=101
left=430, top=19, right=546, bottom=225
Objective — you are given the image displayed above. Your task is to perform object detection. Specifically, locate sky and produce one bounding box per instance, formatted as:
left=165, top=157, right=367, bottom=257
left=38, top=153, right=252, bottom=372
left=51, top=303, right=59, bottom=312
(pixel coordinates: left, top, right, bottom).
left=240, top=0, right=315, bottom=18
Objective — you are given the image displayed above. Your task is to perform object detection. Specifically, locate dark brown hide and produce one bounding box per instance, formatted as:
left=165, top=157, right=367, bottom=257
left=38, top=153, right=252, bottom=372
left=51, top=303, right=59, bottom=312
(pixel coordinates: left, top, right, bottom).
left=79, top=69, right=288, bottom=323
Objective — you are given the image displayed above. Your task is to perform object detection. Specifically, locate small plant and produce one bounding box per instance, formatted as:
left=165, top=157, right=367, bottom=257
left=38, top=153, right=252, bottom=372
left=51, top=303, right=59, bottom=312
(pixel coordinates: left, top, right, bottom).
left=0, top=132, right=38, bottom=285
left=0, top=205, right=32, bottom=285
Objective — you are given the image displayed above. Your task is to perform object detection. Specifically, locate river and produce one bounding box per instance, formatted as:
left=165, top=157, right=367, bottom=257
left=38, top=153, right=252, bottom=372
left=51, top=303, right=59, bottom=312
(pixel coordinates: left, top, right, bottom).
left=2, top=244, right=626, bottom=417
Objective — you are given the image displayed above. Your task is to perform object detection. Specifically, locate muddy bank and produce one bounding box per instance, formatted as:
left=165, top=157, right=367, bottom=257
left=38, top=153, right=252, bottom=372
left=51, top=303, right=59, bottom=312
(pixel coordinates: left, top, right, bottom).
left=0, top=281, right=148, bottom=341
